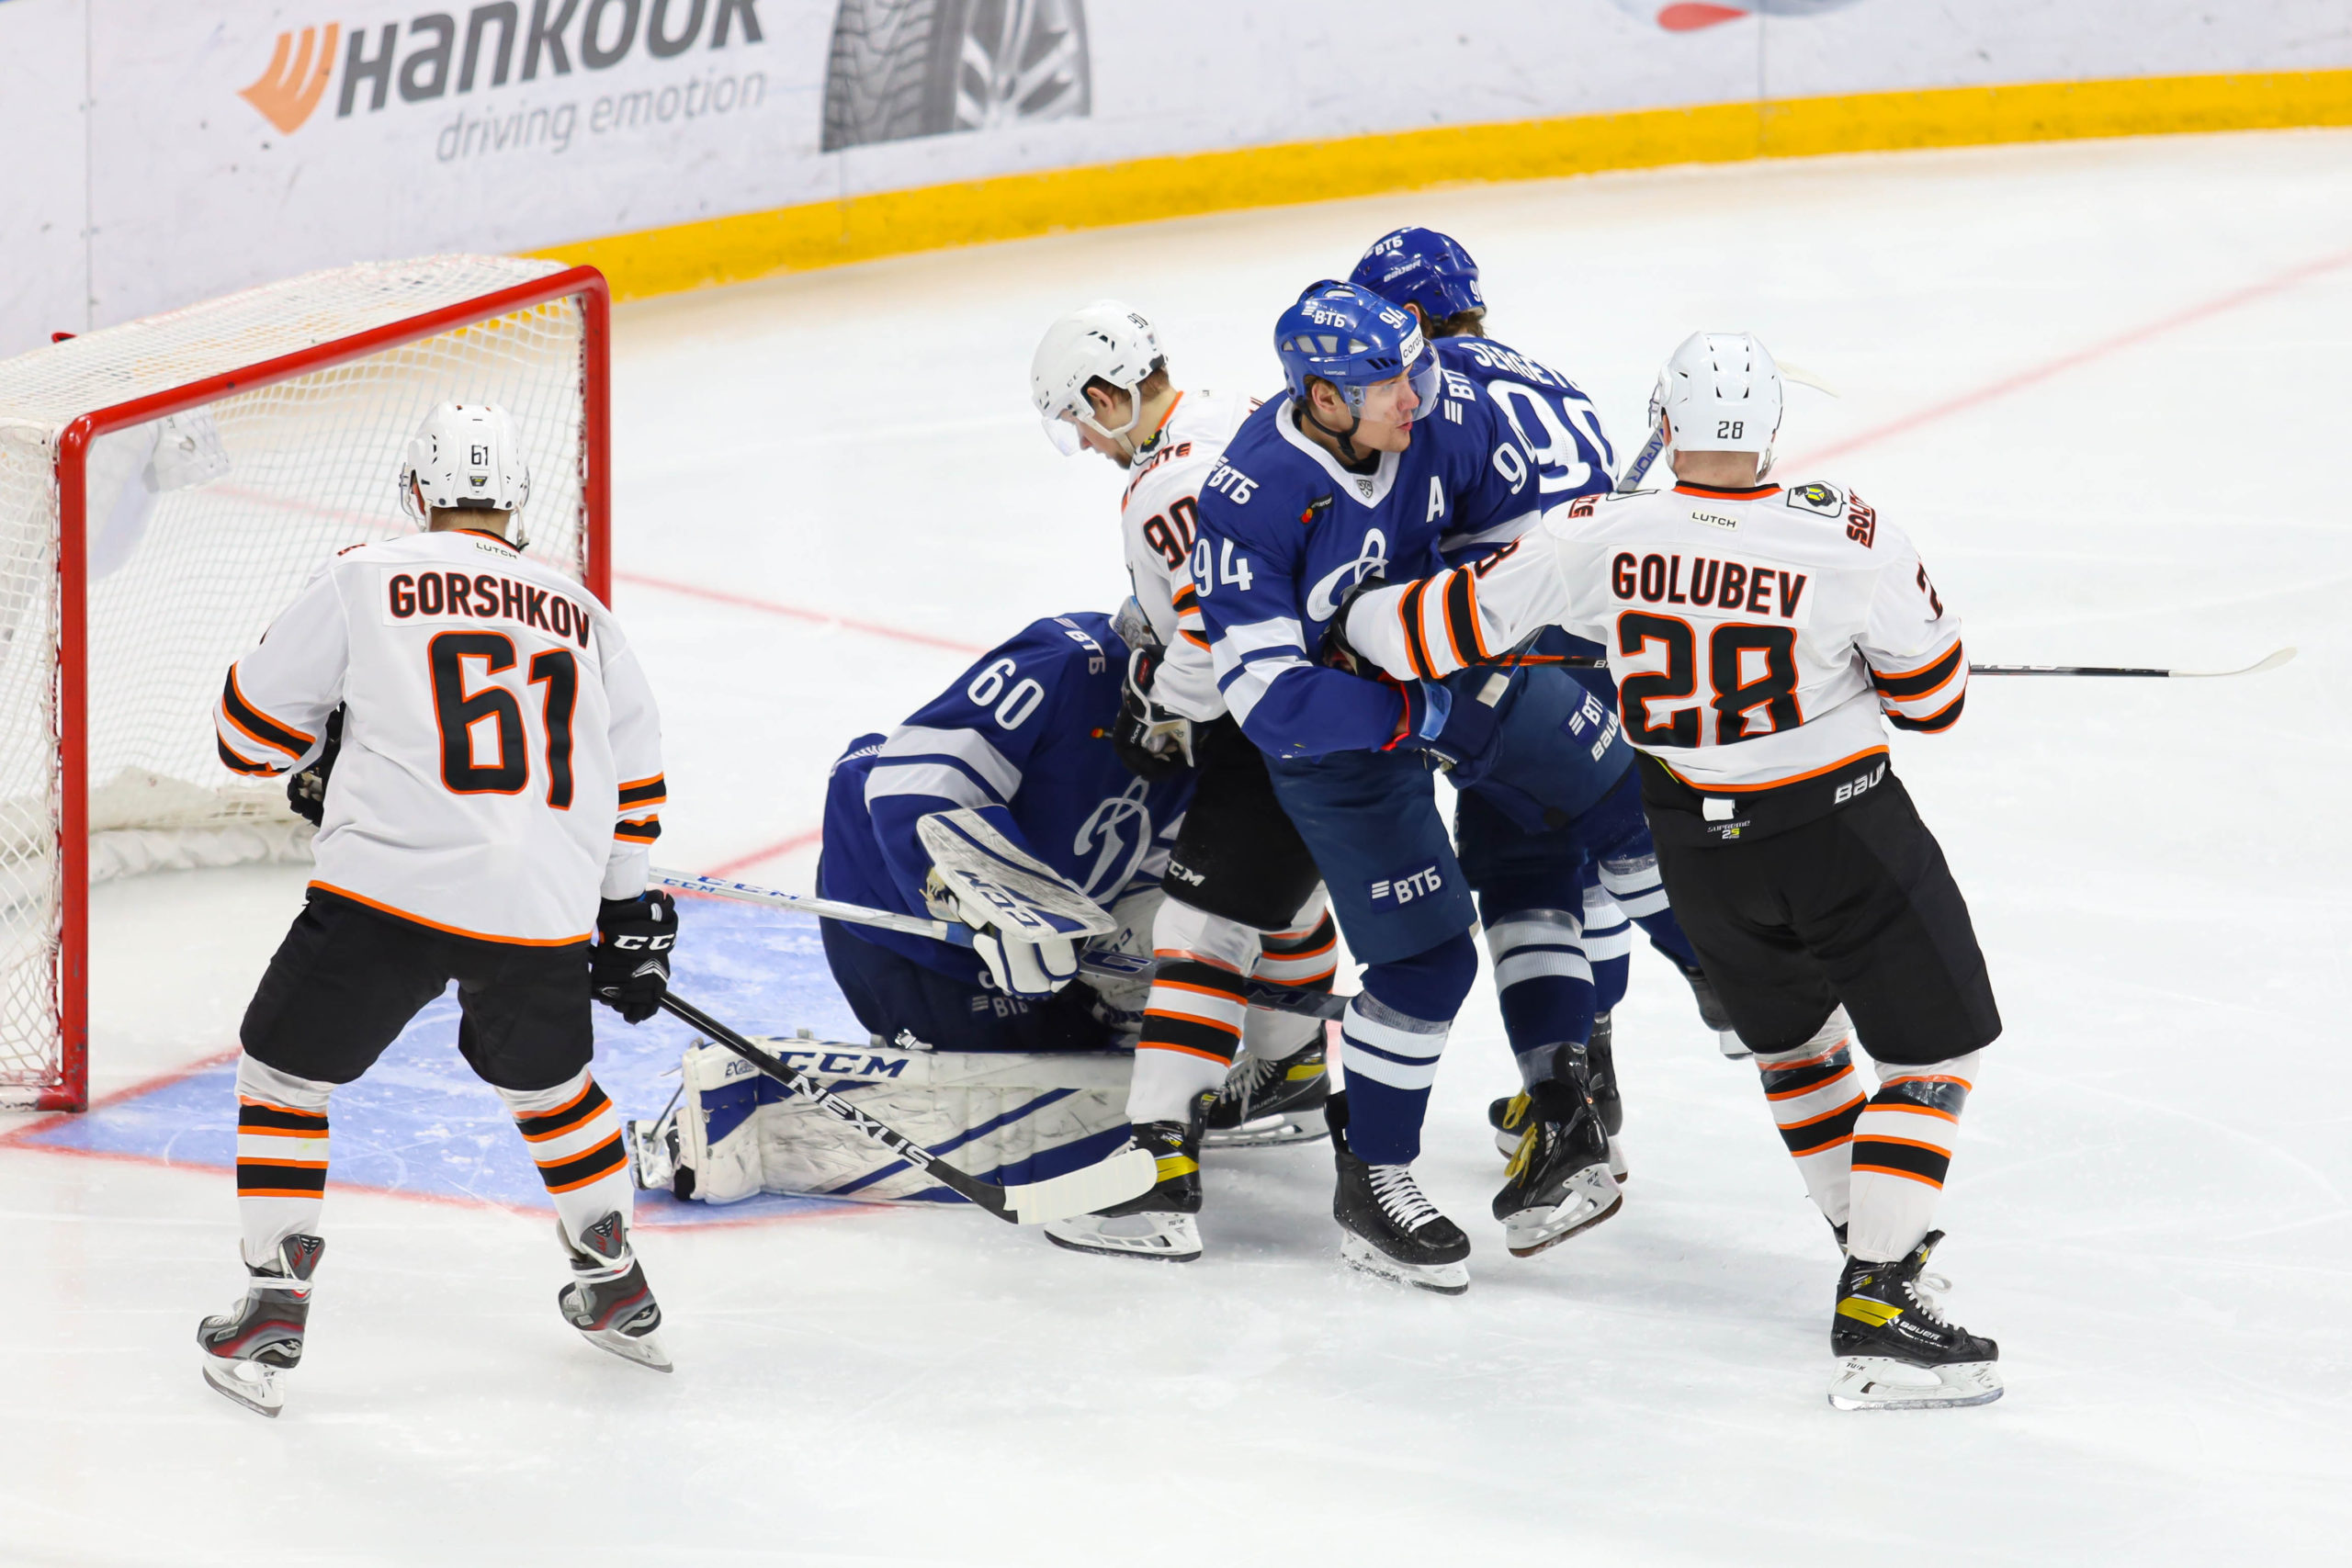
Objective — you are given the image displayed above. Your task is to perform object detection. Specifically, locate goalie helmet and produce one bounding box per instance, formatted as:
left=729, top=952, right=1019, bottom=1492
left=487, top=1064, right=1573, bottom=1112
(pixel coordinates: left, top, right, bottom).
left=400, top=403, right=530, bottom=521
left=1649, top=332, right=1784, bottom=470
left=1030, top=301, right=1164, bottom=457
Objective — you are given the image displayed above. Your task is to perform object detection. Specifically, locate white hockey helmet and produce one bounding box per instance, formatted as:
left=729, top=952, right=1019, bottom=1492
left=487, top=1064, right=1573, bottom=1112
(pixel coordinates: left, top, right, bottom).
left=1030, top=301, right=1164, bottom=456
left=399, top=403, right=531, bottom=522
left=1650, top=332, right=1784, bottom=473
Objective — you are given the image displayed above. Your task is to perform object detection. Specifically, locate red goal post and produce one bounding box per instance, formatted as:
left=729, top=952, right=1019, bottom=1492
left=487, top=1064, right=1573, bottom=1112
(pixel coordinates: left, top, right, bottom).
left=0, top=257, right=611, bottom=1111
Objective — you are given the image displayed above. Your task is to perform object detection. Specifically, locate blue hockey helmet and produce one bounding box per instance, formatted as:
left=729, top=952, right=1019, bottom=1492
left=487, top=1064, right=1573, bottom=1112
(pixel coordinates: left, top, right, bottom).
left=1349, top=227, right=1486, bottom=325
left=1272, top=281, right=1442, bottom=426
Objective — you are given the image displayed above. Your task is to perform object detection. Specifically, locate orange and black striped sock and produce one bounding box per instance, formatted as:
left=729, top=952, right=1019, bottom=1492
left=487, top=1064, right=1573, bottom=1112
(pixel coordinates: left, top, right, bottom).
left=1848, top=1053, right=1977, bottom=1262
left=233, top=1055, right=334, bottom=1269
left=1753, top=1012, right=1865, bottom=1230
left=1131, top=956, right=1247, bottom=1124
left=500, top=1069, right=633, bottom=1246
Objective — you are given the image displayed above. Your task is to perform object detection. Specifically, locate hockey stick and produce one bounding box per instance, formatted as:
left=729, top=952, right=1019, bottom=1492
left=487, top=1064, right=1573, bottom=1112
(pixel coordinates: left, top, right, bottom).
left=1966, top=647, right=2295, bottom=679
left=1543, top=649, right=2296, bottom=679
left=650, top=868, right=1354, bottom=1022
left=655, top=991, right=1157, bottom=1224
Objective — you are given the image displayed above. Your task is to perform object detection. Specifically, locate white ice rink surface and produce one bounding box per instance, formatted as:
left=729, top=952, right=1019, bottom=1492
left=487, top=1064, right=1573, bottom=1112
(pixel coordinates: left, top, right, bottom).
left=9, top=129, right=2352, bottom=1565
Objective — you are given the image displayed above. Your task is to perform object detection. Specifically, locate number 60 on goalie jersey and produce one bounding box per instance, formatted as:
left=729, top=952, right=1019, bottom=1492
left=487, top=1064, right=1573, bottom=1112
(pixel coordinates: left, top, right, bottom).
left=215, top=527, right=666, bottom=946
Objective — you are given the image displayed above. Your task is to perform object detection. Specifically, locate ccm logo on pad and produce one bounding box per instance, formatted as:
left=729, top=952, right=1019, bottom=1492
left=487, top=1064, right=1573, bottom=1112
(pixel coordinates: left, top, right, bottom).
left=1368, top=864, right=1445, bottom=907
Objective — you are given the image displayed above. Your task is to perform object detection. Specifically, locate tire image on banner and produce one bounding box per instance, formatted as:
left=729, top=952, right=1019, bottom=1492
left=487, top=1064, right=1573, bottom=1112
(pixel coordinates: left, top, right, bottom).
left=820, top=0, right=1091, bottom=151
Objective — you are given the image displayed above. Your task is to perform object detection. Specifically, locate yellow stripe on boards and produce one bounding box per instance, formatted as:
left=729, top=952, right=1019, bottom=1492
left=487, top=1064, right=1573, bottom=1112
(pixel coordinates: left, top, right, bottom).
left=532, top=68, right=2352, bottom=306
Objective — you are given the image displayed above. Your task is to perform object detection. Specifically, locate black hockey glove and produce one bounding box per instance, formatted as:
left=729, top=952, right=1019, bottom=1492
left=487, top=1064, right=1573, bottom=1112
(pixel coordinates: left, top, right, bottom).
left=1317, top=574, right=1387, bottom=674
left=1390, top=678, right=1501, bottom=784
left=285, top=705, right=345, bottom=827
left=1112, top=645, right=1193, bottom=783
left=591, top=890, right=677, bottom=1024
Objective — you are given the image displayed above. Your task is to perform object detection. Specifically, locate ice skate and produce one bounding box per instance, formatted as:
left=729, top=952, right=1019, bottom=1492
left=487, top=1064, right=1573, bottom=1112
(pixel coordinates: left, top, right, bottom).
left=1672, top=958, right=1747, bottom=1059
left=1491, top=1064, right=1623, bottom=1258
left=556, top=1212, right=671, bottom=1372
left=1826, top=1231, right=2001, bottom=1411
left=1329, top=1092, right=1470, bottom=1294
left=1044, top=1093, right=1210, bottom=1262
left=197, top=1234, right=323, bottom=1419
left=1202, top=1037, right=1329, bottom=1147
left=1488, top=1024, right=1626, bottom=1182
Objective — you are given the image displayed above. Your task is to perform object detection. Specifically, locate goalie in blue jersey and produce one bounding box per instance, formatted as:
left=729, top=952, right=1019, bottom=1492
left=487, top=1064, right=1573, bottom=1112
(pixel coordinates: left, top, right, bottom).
left=817, top=611, right=1193, bottom=1055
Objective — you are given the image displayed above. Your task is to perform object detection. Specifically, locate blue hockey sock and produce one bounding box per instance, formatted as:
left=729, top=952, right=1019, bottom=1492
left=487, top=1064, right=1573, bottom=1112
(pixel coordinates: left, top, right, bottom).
left=1484, top=908, right=1593, bottom=1087
left=1342, top=931, right=1477, bottom=1165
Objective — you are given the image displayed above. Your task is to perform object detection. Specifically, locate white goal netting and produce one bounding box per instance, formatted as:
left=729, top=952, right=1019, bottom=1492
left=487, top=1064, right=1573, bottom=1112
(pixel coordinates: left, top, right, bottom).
left=0, top=255, right=598, bottom=1102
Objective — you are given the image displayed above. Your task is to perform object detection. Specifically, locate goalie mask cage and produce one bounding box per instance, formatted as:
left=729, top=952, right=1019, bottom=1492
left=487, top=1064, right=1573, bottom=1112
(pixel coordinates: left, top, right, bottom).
left=0, top=256, right=610, bottom=1111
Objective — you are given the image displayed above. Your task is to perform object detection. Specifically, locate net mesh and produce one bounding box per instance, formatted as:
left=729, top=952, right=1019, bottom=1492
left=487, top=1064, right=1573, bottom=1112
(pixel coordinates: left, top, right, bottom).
left=0, top=255, right=594, bottom=1098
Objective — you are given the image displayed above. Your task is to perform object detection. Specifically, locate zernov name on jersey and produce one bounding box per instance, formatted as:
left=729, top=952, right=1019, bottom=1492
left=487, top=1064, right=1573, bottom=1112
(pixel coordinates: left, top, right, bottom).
left=1187, top=382, right=1539, bottom=759
left=1338, top=479, right=1965, bottom=791
left=1434, top=335, right=1615, bottom=556
left=1117, top=389, right=1251, bottom=722
left=215, top=528, right=664, bottom=943
left=820, top=612, right=1193, bottom=986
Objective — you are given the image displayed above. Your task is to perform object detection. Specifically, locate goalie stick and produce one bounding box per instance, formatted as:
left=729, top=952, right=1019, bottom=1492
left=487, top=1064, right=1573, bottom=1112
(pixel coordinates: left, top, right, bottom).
left=650, top=868, right=1354, bottom=1023
left=655, top=991, right=1158, bottom=1224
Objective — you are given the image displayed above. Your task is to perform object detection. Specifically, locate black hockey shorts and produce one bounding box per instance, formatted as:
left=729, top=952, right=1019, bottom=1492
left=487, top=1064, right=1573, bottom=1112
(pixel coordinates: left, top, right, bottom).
left=1649, top=780, right=2001, bottom=1066
left=1161, top=717, right=1324, bottom=931
left=241, top=888, right=596, bottom=1091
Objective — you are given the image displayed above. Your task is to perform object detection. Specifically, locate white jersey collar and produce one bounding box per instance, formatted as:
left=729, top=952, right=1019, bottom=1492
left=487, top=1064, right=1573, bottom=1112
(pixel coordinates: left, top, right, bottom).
left=1273, top=396, right=1400, bottom=508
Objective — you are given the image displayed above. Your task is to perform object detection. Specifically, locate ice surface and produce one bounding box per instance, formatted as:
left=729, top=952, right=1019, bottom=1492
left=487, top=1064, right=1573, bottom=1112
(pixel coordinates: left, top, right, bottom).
left=6, top=130, right=2351, bottom=1564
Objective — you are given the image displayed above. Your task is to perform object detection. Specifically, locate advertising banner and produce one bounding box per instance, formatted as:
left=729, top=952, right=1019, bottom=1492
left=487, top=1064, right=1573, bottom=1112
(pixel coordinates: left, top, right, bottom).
left=1, top=0, right=2346, bottom=355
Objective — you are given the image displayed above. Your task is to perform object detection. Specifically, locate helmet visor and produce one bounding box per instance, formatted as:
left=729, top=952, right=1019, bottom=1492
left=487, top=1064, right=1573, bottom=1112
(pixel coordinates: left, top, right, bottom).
left=1402, top=329, right=1443, bottom=423
left=1040, top=411, right=1085, bottom=457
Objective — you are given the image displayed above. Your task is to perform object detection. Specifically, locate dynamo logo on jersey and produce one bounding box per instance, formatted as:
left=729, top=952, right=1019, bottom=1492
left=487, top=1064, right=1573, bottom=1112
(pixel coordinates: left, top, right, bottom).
left=1069, top=778, right=1156, bottom=900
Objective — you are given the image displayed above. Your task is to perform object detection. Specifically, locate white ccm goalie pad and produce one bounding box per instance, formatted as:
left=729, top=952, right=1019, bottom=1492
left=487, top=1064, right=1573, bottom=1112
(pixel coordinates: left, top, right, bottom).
left=631, top=1035, right=1134, bottom=1206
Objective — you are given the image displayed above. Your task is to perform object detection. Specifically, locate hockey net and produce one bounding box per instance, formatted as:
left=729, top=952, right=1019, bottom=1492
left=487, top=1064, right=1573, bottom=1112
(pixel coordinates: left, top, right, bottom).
left=0, top=256, right=608, bottom=1109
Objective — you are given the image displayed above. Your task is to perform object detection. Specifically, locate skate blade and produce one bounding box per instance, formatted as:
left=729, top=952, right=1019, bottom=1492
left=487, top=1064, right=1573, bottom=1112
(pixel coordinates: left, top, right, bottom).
left=578, top=1325, right=673, bottom=1373
left=1042, top=1213, right=1202, bottom=1263
left=1826, top=1357, right=2002, bottom=1411
left=1492, top=1127, right=1520, bottom=1161
left=1607, top=1134, right=1629, bottom=1184
left=1503, top=1168, right=1623, bottom=1258
left=1716, top=1029, right=1750, bottom=1061
left=1202, top=1105, right=1328, bottom=1148
left=1339, top=1232, right=1469, bottom=1295
left=201, top=1357, right=284, bottom=1418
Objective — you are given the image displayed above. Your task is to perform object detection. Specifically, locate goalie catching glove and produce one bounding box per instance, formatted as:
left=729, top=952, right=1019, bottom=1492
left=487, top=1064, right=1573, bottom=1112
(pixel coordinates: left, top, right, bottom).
left=592, top=890, right=677, bottom=1023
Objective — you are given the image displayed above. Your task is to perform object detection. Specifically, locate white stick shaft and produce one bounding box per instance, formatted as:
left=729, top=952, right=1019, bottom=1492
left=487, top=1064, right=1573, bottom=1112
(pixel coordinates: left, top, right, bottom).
left=653, top=868, right=961, bottom=943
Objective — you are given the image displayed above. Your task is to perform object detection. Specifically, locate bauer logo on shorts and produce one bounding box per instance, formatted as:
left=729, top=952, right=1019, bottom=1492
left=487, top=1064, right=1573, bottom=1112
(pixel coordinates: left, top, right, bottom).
left=1367, top=863, right=1445, bottom=907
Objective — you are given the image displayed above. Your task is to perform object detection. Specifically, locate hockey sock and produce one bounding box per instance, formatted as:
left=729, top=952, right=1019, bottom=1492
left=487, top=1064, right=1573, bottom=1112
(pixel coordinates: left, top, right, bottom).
left=1483, top=908, right=1594, bottom=1088
left=500, top=1069, right=633, bottom=1247
left=1579, top=878, right=1634, bottom=1016
left=1341, top=931, right=1477, bottom=1165
left=234, top=1056, right=334, bottom=1269
left=1242, top=899, right=1338, bottom=1061
left=1848, top=1052, right=1978, bottom=1263
left=1129, top=897, right=1257, bottom=1124
left=1595, top=850, right=1702, bottom=972
left=1752, top=1010, right=1864, bottom=1231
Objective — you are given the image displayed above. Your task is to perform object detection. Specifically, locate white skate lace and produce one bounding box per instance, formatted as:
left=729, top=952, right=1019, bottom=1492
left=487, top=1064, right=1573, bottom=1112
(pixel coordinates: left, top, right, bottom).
left=1367, top=1164, right=1442, bottom=1233
left=1220, top=1054, right=1279, bottom=1112
left=1905, top=1270, right=1955, bottom=1326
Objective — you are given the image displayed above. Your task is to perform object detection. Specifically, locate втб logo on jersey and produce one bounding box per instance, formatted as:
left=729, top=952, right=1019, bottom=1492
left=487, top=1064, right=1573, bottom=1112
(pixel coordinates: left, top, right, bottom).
left=1368, top=864, right=1444, bottom=908
left=1306, top=529, right=1390, bottom=620
left=238, top=2, right=766, bottom=137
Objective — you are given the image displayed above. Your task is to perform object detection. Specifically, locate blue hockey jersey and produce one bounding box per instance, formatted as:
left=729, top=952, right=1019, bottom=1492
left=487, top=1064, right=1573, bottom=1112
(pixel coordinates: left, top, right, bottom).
left=1190, top=382, right=1540, bottom=760
left=1434, top=334, right=1618, bottom=665
left=819, top=613, right=1192, bottom=986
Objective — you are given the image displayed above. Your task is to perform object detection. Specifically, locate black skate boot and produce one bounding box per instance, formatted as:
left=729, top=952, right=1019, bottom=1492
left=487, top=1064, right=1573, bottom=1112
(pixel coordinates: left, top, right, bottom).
left=1045, top=1091, right=1212, bottom=1262
left=198, top=1234, right=323, bottom=1418
left=557, top=1211, right=671, bottom=1372
left=1670, top=956, right=1747, bottom=1060
left=1491, top=1053, right=1623, bottom=1258
left=1203, top=1037, right=1329, bottom=1147
left=1329, top=1091, right=1470, bottom=1294
left=1489, top=1020, right=1626, bottom=1178
left=1827, top=1231, right=2001, bottom=1410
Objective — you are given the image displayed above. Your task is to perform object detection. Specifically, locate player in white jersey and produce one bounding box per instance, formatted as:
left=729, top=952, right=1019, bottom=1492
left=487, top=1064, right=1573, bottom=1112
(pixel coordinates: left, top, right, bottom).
left=198, top=404, right=677, bottom=1416
left=1025, top=303, right=1335, bottom=1263
left=1334, top=334, right=2005, bottom=1408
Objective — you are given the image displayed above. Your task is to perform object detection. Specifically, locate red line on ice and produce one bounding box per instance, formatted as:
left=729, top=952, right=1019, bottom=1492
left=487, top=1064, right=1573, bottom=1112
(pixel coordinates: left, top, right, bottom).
left=1785, top=243, right=2352, bottom=468
left=615, top=570, right=987, bottom=655
left=695, top=828, right=823, bottom=879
